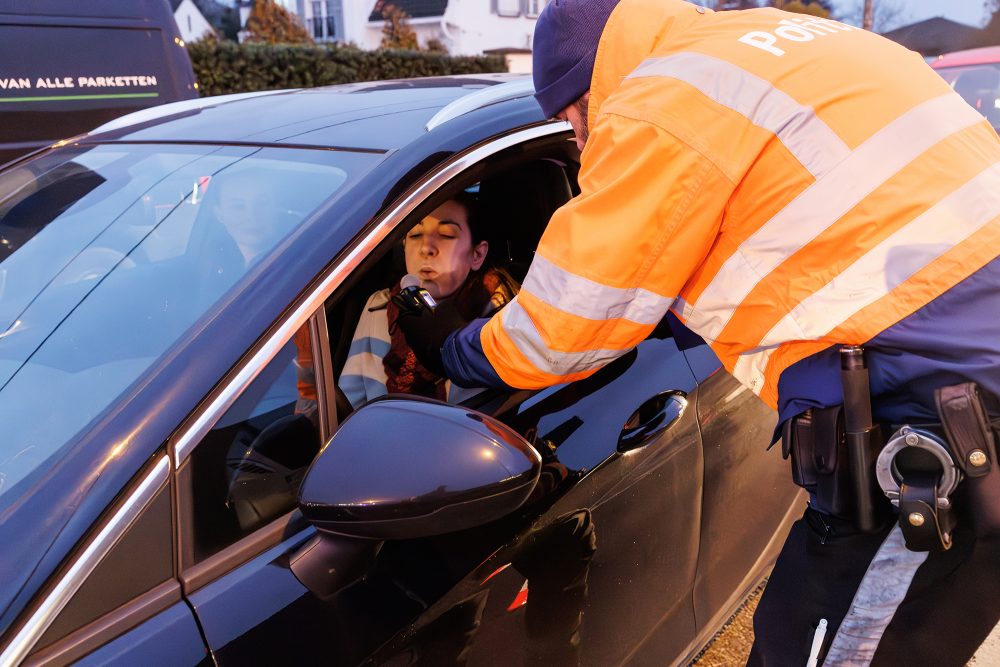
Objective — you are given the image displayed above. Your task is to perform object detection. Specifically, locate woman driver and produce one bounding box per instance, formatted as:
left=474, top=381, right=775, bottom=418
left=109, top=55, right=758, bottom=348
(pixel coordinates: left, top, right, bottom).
left=340, top=192, right=518, bottom=408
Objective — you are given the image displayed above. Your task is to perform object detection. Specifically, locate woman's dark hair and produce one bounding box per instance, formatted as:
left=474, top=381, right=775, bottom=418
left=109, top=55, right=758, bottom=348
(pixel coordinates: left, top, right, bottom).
left=451, top=190, right=487, bottom=245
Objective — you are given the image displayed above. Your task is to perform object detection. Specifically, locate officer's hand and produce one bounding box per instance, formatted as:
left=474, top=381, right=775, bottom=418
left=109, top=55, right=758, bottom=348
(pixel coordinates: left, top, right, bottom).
left=395, top=296, right=469, bottom=376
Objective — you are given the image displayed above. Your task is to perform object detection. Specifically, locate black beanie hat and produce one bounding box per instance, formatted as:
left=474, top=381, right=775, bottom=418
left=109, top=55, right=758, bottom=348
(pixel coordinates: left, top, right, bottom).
left=532, top=0, right=622, bottom=119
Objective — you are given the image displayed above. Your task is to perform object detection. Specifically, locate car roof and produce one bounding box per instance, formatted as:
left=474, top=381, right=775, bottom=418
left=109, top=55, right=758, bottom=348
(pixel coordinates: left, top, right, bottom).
left=86, top=73, right=532, bottom=152
left=930, top=46, right=1000, bottom=68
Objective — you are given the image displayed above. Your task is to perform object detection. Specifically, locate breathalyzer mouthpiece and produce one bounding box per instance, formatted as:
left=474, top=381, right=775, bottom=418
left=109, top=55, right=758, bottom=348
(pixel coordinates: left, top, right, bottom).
left=398, top=274, right=438, bottom=312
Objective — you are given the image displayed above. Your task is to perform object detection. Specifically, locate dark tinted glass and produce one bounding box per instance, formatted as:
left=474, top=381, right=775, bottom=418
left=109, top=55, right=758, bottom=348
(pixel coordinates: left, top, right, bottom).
left=188, top=324, right=321, bottom=562
left=33, top=474, right=173, bottom=652
left=0, top=144, right=376, bottom=510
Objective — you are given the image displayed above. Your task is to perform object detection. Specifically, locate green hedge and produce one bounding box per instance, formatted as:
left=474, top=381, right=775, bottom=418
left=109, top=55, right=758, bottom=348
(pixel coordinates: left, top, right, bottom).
left=188, top=40, right=508, bottom=97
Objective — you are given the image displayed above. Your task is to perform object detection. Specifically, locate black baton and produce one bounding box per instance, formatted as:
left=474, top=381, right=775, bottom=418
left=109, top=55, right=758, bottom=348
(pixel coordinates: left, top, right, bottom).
left=841, top=346, right=877, bottom=532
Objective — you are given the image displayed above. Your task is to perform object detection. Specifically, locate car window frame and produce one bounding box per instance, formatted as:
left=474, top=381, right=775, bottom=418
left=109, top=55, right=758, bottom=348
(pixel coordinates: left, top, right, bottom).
left=327, top=134, right=582, bottom=413
left=167, top=122, right=573, bottom=594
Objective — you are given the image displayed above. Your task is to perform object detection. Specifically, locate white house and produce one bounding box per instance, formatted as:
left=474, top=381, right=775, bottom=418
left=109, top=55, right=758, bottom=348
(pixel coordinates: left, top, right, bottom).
left=172, top=0, right=215, bottom=42
left=284, top=0, right=544, bottom=70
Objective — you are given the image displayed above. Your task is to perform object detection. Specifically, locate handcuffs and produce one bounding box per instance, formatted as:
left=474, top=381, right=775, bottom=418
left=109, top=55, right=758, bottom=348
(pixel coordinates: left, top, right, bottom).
left=875, top=426, right=961, bottom=551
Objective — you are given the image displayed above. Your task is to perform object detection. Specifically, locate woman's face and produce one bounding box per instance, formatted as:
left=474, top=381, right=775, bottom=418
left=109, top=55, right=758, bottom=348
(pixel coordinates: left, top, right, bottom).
left=404, top=200, right=488, bottom=299
left=214, top=175, right=282, bottom=264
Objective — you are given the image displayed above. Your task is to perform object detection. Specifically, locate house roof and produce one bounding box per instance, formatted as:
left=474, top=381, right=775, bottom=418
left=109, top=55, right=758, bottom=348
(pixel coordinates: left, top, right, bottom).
left=368, top=0, right=448, bottom=22
left=881, top=17, right=983, bottom=57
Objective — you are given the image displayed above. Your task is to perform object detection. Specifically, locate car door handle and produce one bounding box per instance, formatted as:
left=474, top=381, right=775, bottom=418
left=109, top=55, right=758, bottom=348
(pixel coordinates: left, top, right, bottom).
left=618, top=391, right=687, bottom=452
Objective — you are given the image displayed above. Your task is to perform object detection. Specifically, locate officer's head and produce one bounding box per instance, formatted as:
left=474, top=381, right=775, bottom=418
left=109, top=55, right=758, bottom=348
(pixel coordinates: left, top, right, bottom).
left=532, top=0, right=620, bottom=150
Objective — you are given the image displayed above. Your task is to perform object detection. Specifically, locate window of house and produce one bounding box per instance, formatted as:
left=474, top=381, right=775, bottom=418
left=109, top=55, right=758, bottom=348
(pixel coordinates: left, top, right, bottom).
left=325, top=0, right=338, bottom=40
left=311, top=0, right=324, bottom=39
left=496, top=0, right=521, bottom=18
left=524, top=0, right=546, bottom=18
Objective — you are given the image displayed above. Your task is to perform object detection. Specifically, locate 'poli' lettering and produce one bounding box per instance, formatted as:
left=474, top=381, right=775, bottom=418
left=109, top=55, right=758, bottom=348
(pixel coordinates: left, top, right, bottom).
left=774, top=23, right=816, bottom=42
left=738, top=31, right=785, bottom=57
left=739, top=17, right=856, bottom=56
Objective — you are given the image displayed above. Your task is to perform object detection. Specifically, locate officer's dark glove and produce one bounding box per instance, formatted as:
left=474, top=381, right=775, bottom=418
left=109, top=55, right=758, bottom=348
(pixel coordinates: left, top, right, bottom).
left=394, top=295, right=469, bottom=377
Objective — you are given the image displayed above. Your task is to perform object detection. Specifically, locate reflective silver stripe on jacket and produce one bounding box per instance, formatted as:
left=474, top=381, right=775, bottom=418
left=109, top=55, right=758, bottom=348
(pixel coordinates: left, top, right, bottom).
left=499, top=299, right=631, bottom=376
left=731, top=159, right=1000, bottom=391
left=628, top=52, right=851, bottom=179
left=664, top=86, right=982, bottom=345
left=823, top=526, right=928, bottom=666
left=523, top=253, right=675, bottom=325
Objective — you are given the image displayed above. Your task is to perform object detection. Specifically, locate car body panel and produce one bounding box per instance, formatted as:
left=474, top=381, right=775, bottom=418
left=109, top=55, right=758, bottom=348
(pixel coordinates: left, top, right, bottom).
left=192, top=338, right=707, bottom=666
left=691, top=370, right=798, bottom=629
left=70, top=602, right=207, bottom=667
left=931, top=46, right=1000, bottom=68
left=91, top=75, right=526, bottom=151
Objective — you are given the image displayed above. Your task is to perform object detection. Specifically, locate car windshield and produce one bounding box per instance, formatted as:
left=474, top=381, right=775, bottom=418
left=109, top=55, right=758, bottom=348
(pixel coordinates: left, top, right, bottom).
left=0, top=143, right=378, bottom=502
left=936, top=63, right=1000, bottom=128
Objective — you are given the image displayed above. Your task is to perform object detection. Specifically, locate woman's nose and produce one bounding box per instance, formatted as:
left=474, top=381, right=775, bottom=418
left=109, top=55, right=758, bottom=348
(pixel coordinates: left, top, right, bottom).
left=421, top=239, right=437, bottom=256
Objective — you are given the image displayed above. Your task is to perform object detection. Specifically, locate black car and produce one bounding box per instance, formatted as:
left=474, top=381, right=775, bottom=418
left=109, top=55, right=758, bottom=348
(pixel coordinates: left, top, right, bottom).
left=0, top=74, right=802, bottom=666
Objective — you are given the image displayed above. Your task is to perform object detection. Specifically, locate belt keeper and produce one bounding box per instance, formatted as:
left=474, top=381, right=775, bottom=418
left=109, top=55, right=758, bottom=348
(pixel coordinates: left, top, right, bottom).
left=935, top=382, right=996, bottom=478
left=898, top=471, right=955, bottom=551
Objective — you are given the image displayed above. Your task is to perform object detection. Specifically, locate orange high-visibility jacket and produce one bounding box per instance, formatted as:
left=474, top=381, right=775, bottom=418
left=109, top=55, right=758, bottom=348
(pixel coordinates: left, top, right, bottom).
left=452, top=0, right=1000, bottom=411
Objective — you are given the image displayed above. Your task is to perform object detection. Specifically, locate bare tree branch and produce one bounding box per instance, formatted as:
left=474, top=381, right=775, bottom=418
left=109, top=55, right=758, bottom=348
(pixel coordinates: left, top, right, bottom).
left=835, top=0, right=908, bottom=32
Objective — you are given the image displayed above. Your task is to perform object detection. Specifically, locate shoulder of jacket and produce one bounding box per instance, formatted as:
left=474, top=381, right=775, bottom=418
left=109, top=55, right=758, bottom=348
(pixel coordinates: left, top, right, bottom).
left=595, top=99, right=739, bottom=185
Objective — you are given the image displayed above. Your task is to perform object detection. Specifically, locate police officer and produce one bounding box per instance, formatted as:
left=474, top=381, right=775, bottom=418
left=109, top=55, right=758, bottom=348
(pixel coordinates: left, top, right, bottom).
left=399, top=0, right=1000, bottom=663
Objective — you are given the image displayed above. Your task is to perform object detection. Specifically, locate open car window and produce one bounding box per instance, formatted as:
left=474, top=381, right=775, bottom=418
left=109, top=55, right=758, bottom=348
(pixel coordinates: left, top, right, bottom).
left=326, top=150, right=579, bottom=423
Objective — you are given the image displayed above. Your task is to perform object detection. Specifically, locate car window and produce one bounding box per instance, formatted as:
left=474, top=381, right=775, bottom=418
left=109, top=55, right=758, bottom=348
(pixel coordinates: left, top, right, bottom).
left=0, top=144, right=377, bottom=513
left=328, top=153, right=577, bottom=420
left=186, top=322, right=321, bottom=563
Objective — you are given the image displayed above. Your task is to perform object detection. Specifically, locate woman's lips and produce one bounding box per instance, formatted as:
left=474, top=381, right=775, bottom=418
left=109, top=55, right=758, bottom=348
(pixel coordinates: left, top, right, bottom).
left=418, top=268, right=437, bottom=278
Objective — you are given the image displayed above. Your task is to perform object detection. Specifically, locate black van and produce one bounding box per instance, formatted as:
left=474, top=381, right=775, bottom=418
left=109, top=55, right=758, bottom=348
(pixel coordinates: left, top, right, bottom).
left=0, top=0, right=198, bottom=165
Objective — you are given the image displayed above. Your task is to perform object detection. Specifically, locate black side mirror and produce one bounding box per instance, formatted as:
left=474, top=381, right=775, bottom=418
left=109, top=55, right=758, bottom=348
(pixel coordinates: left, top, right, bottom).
left=298, top=397, right=541, bottom=540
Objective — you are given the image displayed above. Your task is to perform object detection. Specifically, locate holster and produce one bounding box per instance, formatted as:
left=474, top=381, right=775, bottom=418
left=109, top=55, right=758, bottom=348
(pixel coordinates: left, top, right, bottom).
left=781, top=406, right=871, bottom=520
left=936, top=382, right=1000, bottom=538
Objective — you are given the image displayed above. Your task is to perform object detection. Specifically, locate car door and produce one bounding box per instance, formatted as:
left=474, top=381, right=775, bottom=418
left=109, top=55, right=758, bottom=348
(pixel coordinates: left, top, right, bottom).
left=685, top=348, right=804, bottom=639
left=403, top=334, right=705, bottom=667
left=173, top=125, right=709, bottom=666
left=10, top=456, right=210, bottom=667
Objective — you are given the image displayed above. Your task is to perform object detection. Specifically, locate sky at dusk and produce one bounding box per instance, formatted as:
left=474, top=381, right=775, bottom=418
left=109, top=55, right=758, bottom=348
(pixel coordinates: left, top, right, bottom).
left=829, top=0, right=991, bottom=30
